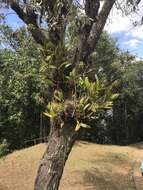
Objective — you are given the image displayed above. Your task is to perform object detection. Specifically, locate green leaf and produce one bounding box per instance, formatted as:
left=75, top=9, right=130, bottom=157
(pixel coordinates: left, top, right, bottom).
left=80, top=123, right=90, bottom=129
left=70, top=68, right=76, bottom=78
left=43, top=111, right=56, bottom=118
left=83, top=103, right=91, bottom=110
left=75, top=121, right=91, bottom=131
left=79, top=97, right=85, bottom=104
left=46, top=55, right=53, bottom=62
left=54, top=91, right=63, bottom=102
left=110, top=93, right=120, bottom=100
left=54, top=95, right=61, bottom=102
left=43, top=112, right=53, bottom=118
left=103, top=101, right=113, bottom=109
left=47, top=102, right=52, bottom=110
left=75, top=121, right=81, bottom=131
left=95, top=74, right=99, bottom=92
left=59, top=61, right=72, bottom=69
left=61, top=122, right=64, bottom=128
left=84, top=77, right=91, bottom=90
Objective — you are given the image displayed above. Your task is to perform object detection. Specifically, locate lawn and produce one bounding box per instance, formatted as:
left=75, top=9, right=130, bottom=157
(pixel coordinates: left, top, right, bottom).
left=0, top=141, right=143, bottom=190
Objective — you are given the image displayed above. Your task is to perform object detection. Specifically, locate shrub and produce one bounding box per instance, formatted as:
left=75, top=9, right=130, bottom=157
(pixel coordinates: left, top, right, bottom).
left=0, top=139, right=9, bottom=158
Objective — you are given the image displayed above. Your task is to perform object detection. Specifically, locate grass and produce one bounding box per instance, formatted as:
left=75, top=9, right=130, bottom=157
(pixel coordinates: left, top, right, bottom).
left=0, top=141, right=143, bottom=190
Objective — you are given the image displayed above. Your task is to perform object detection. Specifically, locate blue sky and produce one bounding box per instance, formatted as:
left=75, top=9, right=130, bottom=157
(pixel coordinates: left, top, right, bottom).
left=1, top=3, right=143, bottom=59
left=104, top=1, right=143, bottom=59
left=111, top=32, right=143, bottom=58
left=1, top=8, right=24, bottom=29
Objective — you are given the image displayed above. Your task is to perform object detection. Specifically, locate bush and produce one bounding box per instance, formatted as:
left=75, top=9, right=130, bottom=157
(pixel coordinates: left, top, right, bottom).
left=0, top=139, right=9, bottom=158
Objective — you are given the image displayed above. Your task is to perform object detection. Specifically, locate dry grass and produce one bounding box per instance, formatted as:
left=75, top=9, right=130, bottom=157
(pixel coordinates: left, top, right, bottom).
left=0, top=141, right=143, bottom=190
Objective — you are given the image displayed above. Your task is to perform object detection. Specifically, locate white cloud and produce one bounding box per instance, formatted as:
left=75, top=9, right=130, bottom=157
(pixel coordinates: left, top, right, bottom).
left=126, top=25, right=143, bottom=39
left=135, top=57, right=143, bottom=62
left=79, top=0, right=84, bottom=5
left=78, top=1, right=143, bottom=58
left=124, top=39, right=141, bottom=48
left=80, top=0, right=143, bottom=38
left=105, top=1, right=143, bottom=39
left=105, top=15, right=131, bottom=34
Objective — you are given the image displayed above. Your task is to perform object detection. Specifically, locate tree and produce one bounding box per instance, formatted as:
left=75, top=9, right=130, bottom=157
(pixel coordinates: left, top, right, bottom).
left=1, top=0, right=142, bottom=189
left=0, top=26, right=49, bottom=150
left=111, top=58, right=143, bottom=144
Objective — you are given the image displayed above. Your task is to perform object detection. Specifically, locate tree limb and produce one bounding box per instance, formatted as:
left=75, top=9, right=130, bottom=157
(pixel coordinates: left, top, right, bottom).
left=85, top=0, right=100, bottom=21
left=81, top=0, right=116, bottom=62
left=9, top=0, right=48, bottom=45
left=89, top=0, right=115, bottom=49
left=46, top=0, right=73, bottom=44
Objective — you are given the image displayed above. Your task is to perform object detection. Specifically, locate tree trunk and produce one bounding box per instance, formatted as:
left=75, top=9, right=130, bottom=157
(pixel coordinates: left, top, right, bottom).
left=34, top=118, right=77, bottom=190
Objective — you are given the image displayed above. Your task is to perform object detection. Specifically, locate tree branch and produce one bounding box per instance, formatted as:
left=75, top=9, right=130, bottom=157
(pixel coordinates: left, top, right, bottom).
left=85, top=0, right=100, bottom=21
left=10, top=0, right=73, bottom=45
left=81, top=0, right=116, bottom=62
left=10, top=0, right=48, bottom=45
left=46, top=0, right=73, bottom=44
left=10, top=1, right=38, bottom=26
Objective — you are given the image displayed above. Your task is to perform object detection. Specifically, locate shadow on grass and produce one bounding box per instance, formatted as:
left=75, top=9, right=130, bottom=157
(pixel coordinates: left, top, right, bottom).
left=129, top=142, right=143, bottom=150
left=82, top=151, right=130, bottom=167
left=82, top=167, right=134, bottom=190
left=80, top=152, right=134, bottom=190
left=82, top=169, right=118, bottom=190
left=75, top=141, right=94, bottom=147
left=0, top=183, right=9, bottom=190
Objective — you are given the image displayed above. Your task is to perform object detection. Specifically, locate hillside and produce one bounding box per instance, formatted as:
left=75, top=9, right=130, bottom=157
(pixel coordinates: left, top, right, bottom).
left=0, top=141, right=143, bottom=190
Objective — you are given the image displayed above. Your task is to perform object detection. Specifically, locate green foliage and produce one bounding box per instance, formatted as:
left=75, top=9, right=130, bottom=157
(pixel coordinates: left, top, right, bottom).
left=0, top=26, right=48, bottom=149
left=108, top=55, right=143, bottom=144
left=43, top=48, right=119, bottom=131
left=75, top=121, right=90, bottom=131
left=0, top=139, right=9, bottom=158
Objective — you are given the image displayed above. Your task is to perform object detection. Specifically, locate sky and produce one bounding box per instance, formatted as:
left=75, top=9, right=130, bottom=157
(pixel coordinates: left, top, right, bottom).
left=104, top=1, right=143, bottom=59
left=1, top=1, right=143, bottom=58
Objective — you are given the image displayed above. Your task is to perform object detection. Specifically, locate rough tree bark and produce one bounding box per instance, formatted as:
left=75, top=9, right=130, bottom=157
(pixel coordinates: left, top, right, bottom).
left=34, top=117, right=77, bottom=190
left=4, top=1, right=116, bottom=189
left=80, top=0, right=115, bottom=62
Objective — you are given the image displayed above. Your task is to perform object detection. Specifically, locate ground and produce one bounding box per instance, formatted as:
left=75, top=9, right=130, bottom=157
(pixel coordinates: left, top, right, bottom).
left=0, top=141, right=143, bottom=190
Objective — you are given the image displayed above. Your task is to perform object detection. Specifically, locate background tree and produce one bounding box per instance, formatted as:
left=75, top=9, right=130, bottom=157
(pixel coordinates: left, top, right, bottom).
left=0, top=25, right=49, bottom=150
left=110, top=59, right=143, bottom=144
